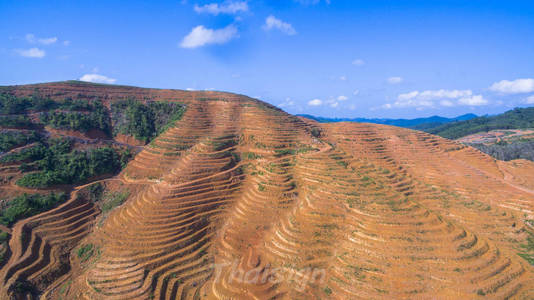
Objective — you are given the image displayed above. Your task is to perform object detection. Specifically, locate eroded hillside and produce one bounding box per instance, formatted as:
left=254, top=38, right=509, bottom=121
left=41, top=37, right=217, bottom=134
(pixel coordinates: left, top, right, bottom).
left=0, top=81, right=533, bottom=299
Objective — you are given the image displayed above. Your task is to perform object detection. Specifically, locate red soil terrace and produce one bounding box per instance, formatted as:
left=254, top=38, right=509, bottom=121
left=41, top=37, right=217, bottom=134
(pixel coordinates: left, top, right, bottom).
left=0, top=81, right=533, bottom=299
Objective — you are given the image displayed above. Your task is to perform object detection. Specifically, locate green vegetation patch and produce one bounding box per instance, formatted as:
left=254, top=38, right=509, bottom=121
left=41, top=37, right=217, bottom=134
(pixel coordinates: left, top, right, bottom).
left=100, top=190, right=130, bottom=213
left=517, top=230, right=534, bottom=266
left=427, top=107, right=534, bottom=139
left=16, top=145, right=130, bottom=188
left=0, top=115, right=34, bottom=128
left=111, top=99, right=185, bottom=143
left=468, top=140, right=534, bottom=162
left=0, top=92, right=56, bottom=114
left=77, top=243, right=97, bottom=262
left=0, top=192, right=67, bottom=226
left=0, top=92, right=98, bottom=115
left=40, top=100, right=110, bottom=133
left=0, top=130, right=41, bottom=152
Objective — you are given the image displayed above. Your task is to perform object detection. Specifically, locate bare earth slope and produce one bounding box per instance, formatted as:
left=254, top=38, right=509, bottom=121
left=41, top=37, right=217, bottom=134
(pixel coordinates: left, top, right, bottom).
left=0, top=82, right=533, bottom=299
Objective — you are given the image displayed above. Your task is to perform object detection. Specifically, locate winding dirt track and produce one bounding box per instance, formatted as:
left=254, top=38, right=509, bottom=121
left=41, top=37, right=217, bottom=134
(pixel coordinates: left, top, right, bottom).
left=0, top=82, right=533, bottom=299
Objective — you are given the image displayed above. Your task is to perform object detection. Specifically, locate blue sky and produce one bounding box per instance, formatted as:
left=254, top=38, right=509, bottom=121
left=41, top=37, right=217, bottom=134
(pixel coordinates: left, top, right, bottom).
left=1, top=0, right=534, bottom=118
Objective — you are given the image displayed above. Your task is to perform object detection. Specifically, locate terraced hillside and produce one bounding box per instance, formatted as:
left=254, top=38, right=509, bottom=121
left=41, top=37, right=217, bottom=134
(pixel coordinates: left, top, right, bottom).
left=0, top=81, right=533, bottom=299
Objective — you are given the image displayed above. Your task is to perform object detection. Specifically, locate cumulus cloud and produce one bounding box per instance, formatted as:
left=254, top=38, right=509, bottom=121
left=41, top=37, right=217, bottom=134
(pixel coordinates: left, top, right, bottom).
left=17, top=48, right=45, bottom=58
left=387, top=76, right=403, bottom=84
left=457, top=95, right=488, bottom=106
left=25, top=33, right=57, bottom=45
left=180, top=25, right=238, bottom=48
left=263, top=15, right=296, bottom=35
left=524, top=95, right=534, bottom=104
left=337, top=95, right=348, bottom=101
left=308, top=99, right=322, bottom=106
left=79, top=74, right=117, bottom=84
left=489, top=78, right=534, bottom=94
left=194, top=1, right=248, bottom=15
left=384, top=89, right=487, bottom=109
left=339, top=76, right=346, bottom=81
left=352, top=59, right=365, bottom=66
left=398, top=89, right=473, bottom=101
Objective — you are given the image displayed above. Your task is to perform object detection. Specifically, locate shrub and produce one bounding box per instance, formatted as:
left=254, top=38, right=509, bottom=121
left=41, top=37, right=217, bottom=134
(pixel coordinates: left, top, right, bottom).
left=0, top=92, right=57, bottom=114
left=16, top=147, right=125, bottom=188
left=77, top=244, right=95, bottom=262
left=0, top=131, right=41, bottom=152
left=100, top=191, right=130, bottom=213
left=311, top=127, right=322, bottom=138
left=469, top=140, right=534, bottom=162
left=111, top=100, right=185, bottom=143
left=0, top=231, right=9, bottom=243
left=40, top=100, right=111, bottom=134
left=0, top=115, right=34, bottom=128
left=0, top=192, right=67, bottom=226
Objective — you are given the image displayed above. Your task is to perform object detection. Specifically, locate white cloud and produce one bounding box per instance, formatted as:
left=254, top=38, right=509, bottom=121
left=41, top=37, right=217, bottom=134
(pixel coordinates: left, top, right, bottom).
left=389, top=98, right=434, bottom=109
left=440, top=100, right=455, bottom=107
left=180, top=25, right=238, bottom=48
left=25, top=33, right=57, bottom=45
left=489, top=78, right=534, bottom=94
left=194, top=1, right=248, bottom=15
left=17, top=48, right=45, bottom=58
left=352, top=59, right=365, bottom=66
left=399, top=89, right=473, bottom=101
left=308, top=99, right=322, bottom=106
left=398, top=90, right=420, bottom=101
left=458, top=95, right=488, bottom=106
left=278, top=97, right=295, bottom=108
left=353, top=89, right=360, bottom=96
left=79, top=74, right=116, bottom=84
left=38, top=37, right=57, bottom=45
left=63, top=40, right=71, bottom=46
left=387, top=76, right=403, bottom=84
left=339, top=76, right=346, bottom=81
left=263, top=15, right=296, bottom=35
left=387, top=89, right=487, bottom=109
left=524, top=95, right=534, bottom=104
left=325, top=97, right=341, bottom=108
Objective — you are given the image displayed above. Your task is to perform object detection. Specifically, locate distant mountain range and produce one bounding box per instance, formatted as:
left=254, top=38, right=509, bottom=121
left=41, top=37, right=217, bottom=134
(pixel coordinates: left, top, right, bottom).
left=297, top=113, right=478, bottom=130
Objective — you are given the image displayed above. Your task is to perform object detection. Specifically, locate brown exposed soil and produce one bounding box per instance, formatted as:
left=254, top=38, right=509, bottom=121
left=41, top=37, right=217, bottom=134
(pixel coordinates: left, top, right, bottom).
left=0, top=81, right=533, bottom=299
left=115, top=133, right=146, bottom=146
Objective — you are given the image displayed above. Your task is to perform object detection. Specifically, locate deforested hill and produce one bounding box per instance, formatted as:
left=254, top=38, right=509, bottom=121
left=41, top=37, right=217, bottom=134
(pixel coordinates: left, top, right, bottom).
left=0, top=81, right=533, bottom=299
left=426, top=107, right=534, bottom=139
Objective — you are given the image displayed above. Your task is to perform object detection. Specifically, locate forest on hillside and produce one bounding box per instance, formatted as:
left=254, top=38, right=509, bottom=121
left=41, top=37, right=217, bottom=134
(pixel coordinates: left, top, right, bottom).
left=426, top=107, right=534, bottom=139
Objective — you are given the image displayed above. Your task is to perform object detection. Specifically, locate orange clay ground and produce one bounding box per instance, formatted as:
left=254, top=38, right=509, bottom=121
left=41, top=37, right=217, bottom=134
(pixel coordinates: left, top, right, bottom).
left=0, top=81, right=533, bottom=299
